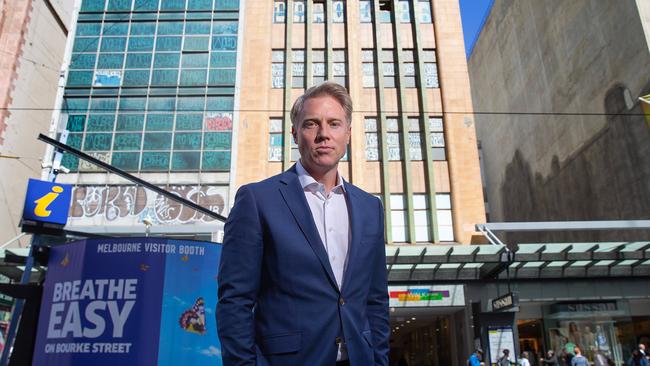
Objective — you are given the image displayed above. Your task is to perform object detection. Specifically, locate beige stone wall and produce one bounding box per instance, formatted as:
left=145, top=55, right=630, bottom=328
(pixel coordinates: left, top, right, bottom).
left=235, top=0, right=485, bottom=244
left=432, top=0, right=486, bottom=243
left=469, top=0, right=650, bottom=226
left=0, top=0, right=73, bottom=248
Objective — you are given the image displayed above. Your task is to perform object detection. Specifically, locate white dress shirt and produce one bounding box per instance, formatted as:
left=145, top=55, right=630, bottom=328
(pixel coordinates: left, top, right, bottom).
left=296, top=160, right=350, bottom=361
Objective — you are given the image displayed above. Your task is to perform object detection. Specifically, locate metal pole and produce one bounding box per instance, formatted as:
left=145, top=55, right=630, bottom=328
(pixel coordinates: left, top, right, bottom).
left=0, top=237, right=37, bottom=366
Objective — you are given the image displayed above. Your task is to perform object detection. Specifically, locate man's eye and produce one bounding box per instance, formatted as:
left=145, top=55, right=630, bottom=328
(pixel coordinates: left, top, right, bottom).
left=303, top=121, right=316, bottom=128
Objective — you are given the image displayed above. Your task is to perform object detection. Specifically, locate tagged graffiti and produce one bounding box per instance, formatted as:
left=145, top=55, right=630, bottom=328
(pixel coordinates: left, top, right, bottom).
left=204, top=112, right=233, bottom=131
left=69, top=185, right=226, bottom=225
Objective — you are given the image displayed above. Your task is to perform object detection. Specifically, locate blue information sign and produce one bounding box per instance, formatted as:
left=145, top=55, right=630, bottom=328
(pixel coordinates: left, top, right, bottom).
left=22, top=179, right=72, bottom=226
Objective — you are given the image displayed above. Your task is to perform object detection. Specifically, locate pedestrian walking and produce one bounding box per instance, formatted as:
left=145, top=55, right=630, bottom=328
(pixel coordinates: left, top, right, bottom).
left=571, top=347, right=589, bottom=366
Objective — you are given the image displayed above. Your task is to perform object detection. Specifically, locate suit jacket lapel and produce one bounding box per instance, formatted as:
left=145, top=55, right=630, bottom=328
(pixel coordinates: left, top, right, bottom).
left=342, top=182, right=363, bottom=293
left=278, top=167, right=339, bottom=292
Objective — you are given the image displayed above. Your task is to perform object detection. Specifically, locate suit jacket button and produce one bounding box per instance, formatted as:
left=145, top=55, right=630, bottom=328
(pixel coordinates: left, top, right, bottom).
left=335, top=337, right=343, bottom=345
left=339, top=297, right=345, bottom=306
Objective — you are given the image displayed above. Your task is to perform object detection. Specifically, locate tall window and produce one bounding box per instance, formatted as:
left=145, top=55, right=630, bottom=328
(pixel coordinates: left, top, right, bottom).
left=379, top=0, right=392, bottom=23
left=313, top=1, right=325, bottom=23
left=332, top=0, right=345, bottom=23
left=362, top=49, right=375, bottom=88
left=408, top=117, right=423, bottom=160
left=359, top=1, right=372, bottom=23
left=382, top=49, right=396, bottom=88
left=271, top=49, right=284, bottom=88
left=423, top=49, right=439, bottom=88
left=419, top=0, right=432, bottom=23
left=312, top=49, right=325, bottom=85
left=364, top=117, right=379, bottom=161
left=398, top=1, right=410, bottom=23
left=413, top=194, right=430, bottom=242
left=332, top=49, right=347, bottom=87
left=386, top=117, right=402, bottom=160
left=429, top=117, right=446, bottom=160
left=269, top=118, right=283, bottom=161
left=390, top=194, right=408, bottom=242
left=402, top=49, right=416, bottom=88
left=293, top=0, right=306, bottom=23
left=292, top=49, right=305, bottom=88
left=273, top=0, right=286, bottom=23
left=436, top=193, right=454, bottom=241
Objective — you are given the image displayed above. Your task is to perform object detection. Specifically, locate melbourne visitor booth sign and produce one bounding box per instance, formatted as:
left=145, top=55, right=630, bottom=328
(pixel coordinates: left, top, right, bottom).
left=32, top=238, right=223, bottom=365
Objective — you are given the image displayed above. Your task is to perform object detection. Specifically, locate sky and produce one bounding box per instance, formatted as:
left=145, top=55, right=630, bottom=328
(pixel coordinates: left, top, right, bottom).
left=459, top=0, right=495, bottom=58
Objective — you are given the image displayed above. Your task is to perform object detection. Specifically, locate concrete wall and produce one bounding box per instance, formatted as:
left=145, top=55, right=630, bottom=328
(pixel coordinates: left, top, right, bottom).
left=468, top=0, right=650, bottom=243
left=0, top=0, right=72, bottom=248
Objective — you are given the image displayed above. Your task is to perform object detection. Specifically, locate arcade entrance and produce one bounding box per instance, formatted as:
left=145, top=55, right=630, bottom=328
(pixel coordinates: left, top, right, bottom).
left=389, top=307, right=467, bottom=366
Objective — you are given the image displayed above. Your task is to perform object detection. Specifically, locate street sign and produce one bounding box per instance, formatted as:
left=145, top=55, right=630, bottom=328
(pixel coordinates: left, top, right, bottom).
left=492, top=292, right=519, bottom=312
left=22, top=179, right=72, bottom=226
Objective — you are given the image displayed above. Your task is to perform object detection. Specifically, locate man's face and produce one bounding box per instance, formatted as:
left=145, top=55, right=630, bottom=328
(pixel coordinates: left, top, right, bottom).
left=292, top=95, right=351, bottom=173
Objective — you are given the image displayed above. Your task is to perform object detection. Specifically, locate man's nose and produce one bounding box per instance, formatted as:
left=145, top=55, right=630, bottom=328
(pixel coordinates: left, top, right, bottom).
left=315, top=123, right=331, bottom=140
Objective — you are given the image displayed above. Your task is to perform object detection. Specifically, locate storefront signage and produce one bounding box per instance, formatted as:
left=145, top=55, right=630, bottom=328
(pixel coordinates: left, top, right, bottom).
left=388, top=285, right=464, bottom=307
left=492, top=292, right=519, bottom=312
left=22, top=179, right=72, bottom=226
left=551, top=301, right=617, bottom=314
left=32, top=238, right=222, bottom=366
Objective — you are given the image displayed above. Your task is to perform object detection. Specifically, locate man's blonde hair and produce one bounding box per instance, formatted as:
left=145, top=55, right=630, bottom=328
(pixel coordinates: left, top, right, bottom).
left=290, top=81, right=353, bottom=127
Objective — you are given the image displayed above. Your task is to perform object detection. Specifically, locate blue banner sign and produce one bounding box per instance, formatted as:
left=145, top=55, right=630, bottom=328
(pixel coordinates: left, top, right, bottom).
left=22, top=179, right=72, bottom=226
left=33, top=238, right=223, bottom=366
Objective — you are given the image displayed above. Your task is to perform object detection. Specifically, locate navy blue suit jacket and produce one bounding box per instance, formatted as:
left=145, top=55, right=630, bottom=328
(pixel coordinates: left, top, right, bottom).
left=217, top=166, right=389, bottom=365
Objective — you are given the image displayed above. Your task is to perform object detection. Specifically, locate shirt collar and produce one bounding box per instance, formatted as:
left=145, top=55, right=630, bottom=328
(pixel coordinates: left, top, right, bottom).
left=296, top=160, right=346, bottom=193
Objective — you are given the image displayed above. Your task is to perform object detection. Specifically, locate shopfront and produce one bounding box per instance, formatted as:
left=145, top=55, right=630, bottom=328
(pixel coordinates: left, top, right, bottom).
left=388, top=242, right=650, bottom=366
left=513, top=298, right=650, bottom=366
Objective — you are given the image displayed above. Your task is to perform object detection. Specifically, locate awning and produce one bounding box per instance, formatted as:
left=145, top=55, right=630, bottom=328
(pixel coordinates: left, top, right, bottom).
left=386, top=242, right=650, bottom=282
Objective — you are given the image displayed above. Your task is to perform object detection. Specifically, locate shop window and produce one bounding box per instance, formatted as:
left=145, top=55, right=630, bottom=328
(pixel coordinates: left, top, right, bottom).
left=271, top=49, right=285, bottom=88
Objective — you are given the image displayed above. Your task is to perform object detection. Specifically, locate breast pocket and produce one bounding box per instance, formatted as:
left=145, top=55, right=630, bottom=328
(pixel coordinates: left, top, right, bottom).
left=258, top=331, right=302, bottom=355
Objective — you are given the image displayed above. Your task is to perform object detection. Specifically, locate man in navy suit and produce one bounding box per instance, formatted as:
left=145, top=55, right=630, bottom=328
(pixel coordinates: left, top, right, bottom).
left=217, top=81, right=389, bottom=366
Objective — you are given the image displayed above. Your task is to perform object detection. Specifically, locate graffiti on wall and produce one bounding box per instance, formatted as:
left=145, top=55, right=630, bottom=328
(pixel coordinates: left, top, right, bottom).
left=69, top=185, right=227, bottom=226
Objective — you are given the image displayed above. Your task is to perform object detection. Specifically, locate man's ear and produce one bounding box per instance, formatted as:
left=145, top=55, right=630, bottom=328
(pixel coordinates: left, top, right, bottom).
left=291, top=125, right=297, bottom=143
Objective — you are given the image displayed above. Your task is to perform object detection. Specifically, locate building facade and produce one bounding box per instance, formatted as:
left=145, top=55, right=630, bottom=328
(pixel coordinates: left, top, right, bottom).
left=468, top=0, right=650, bottom=244
left=237, top=0, right=485, bottom=245
left=0, top=0, right=74, bottom=248
left=53, top=0, right=241, bottom=240
left=51, top=0, right=485, bottom=245
left=41, top=1, right=486, bottom=365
